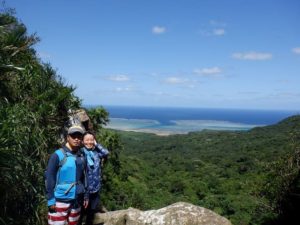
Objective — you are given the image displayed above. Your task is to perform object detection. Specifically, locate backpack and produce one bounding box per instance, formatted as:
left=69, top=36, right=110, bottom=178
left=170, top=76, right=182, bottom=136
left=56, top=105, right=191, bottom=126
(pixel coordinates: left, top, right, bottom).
left=45, top=148, right=87, bottom=193
left=57, top=148, right=68, bottom=168
left=44, top=148, right=66, bottom=188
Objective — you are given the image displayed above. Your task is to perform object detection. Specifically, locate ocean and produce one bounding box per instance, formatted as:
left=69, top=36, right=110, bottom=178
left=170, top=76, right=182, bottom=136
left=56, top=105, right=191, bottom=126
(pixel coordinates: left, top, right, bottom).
left=94, top=105, right=299, bottom=135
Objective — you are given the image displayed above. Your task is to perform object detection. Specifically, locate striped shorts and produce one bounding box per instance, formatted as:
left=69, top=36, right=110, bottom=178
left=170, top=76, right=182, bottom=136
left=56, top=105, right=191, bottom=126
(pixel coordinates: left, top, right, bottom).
left=48, top=201, right=81, bottom=225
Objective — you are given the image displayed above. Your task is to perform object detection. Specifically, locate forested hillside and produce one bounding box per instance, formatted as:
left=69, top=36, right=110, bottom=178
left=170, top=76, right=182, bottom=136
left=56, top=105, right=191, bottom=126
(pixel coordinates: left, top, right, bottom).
left=0, top=10, right=80, bottom=224
left=101, top=116, right=300, bottom=225
left=0, top=10, right=122, bottom=224
left=1, top=9, right=300, bottom=225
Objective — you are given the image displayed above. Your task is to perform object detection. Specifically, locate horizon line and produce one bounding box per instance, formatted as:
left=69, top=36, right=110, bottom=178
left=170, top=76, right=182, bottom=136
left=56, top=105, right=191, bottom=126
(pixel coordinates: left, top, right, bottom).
left=82, top=104, right=300, bottom=112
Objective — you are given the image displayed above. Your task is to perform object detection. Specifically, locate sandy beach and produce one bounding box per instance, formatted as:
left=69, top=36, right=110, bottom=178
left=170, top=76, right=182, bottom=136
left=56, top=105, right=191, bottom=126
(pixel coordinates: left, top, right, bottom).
left=105, top=117, right=260, bottom=136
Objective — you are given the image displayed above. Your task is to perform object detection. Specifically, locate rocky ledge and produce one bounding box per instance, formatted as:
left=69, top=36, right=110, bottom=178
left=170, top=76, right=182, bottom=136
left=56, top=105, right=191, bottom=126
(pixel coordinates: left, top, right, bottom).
left=94, top=202, right=231, bottom=225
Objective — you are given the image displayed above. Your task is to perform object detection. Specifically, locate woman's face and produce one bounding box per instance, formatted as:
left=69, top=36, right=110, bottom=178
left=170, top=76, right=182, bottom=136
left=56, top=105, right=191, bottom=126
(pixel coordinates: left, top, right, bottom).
left=83, top=133, right=95, bottom=149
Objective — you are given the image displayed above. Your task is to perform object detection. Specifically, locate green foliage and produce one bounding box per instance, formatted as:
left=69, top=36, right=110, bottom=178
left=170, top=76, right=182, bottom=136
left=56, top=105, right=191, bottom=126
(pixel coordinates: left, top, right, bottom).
left=86, top=106, right=110, bottom=131
left=0, top=10, right=123, bottom=225
left=1, top=8, right=300, bottom=225
left=0, top=11, right=80, bottom=224
left=259, top=146, right=300, bottom=218
left=106, top=115, right=300, bottom=225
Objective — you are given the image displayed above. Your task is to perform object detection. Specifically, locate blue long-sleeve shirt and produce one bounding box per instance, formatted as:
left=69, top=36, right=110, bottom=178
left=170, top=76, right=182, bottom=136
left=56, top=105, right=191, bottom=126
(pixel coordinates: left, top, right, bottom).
left=84, top=143, right=109, bottom=193
left=45, top=146, right=89, bottom=206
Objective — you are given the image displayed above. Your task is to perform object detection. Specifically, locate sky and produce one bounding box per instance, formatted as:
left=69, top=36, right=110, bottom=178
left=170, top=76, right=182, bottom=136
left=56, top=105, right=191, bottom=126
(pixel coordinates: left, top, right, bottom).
left=6, top=0, right=300, bottom=110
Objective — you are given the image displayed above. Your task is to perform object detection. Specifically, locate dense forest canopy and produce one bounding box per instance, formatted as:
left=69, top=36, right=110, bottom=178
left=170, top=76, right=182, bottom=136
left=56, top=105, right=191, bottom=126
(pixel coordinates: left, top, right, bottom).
left=100, top=116, right=300, bottom=225
left=1, top=9, right=300, bottom=225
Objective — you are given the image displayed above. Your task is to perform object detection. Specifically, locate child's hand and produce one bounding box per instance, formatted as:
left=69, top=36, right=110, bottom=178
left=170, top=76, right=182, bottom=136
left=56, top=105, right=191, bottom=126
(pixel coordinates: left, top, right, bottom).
left=84, top=200, right=89, bottom=209
left=48, top=205, right=56, bottom=213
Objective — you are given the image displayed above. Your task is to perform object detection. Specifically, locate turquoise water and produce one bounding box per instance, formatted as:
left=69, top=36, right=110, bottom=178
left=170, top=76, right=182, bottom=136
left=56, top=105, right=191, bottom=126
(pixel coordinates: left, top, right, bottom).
left=106, top=118, right=258, bottom=135
left=94, top=105, right=300, bottom=135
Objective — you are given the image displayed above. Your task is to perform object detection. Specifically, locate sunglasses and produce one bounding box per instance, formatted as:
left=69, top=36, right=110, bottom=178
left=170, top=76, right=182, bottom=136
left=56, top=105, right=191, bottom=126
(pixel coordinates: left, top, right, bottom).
left=69, top=133, right=83, bottom=139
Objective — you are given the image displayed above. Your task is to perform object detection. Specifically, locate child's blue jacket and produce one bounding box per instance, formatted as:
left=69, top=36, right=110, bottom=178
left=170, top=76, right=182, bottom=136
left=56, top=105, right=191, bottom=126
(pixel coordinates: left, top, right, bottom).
left=83, top=143, right=109, bottom=193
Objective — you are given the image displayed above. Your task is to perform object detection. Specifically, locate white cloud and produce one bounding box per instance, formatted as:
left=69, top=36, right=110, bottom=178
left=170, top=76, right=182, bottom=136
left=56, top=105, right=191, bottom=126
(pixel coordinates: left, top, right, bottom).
left=115, top=87, right=134, bottom=92
left=199, top=20, right=226, bottom=36
left=194, top=67, right=222, bottom=76
left=106, top=75, right=130, bottom=82
left=237, top=91, right=260, bottom=95
left=232, top=52, right=272, bottom=60
left=152, top=26, right=166, bottom=34
left=213, top=28, right=225, bottom=36
left=164, top=77, right=196, bottom=89
left=199, top=29, right=226, bottom=36
left=270, top=91, right=300, bottom=99
left=164, top=77, right=187, bottom=84
left=292, top=47, right=300, bottom=54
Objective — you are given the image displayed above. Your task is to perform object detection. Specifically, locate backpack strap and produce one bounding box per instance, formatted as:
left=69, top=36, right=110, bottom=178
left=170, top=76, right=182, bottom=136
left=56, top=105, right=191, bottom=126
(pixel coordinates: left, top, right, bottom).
left=54, top=148, right=75, bottom=188
left=58, top=148, right=67, bottom=168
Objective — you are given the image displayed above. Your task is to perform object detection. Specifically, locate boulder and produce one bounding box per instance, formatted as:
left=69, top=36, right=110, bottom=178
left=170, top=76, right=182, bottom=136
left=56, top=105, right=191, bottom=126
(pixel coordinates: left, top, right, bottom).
left=93, top=202, right=231, bottom=225
left=74, top=108, right=93, bottom=131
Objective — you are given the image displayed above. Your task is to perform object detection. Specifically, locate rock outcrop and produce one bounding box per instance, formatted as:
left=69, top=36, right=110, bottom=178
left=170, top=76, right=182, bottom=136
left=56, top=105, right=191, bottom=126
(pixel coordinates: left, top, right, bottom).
left=93, top=202, right=231, bottom=225
left=74, top=108, right=93, bottom=131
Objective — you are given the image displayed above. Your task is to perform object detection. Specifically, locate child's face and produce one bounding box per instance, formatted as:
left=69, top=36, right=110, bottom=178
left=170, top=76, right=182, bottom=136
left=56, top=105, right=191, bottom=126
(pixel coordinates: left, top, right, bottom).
left=83, top=133, right=95, bottom=149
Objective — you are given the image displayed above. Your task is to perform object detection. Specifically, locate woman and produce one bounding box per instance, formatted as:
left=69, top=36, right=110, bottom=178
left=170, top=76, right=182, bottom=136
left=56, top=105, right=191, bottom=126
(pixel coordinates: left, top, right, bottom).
left=82, top=131, right=109, bottom=225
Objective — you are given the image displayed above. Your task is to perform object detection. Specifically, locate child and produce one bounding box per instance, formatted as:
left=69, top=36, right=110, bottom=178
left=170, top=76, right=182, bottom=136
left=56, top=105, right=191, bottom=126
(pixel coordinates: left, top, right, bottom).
left=82, top=131, right=109, bottom=225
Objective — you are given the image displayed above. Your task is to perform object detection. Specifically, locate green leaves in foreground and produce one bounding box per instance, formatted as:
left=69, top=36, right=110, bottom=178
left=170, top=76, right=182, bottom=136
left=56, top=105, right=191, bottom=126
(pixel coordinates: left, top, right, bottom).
left=0, top=11, right=80, bottom=224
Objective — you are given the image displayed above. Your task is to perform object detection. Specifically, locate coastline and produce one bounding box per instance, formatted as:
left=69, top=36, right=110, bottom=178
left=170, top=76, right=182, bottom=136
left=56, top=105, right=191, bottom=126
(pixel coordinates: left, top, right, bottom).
left=99, top=107, right=300, bottom=135
left=105, top=117, right=261, bottom=136
left=109, top=128, right=179, bottom=136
